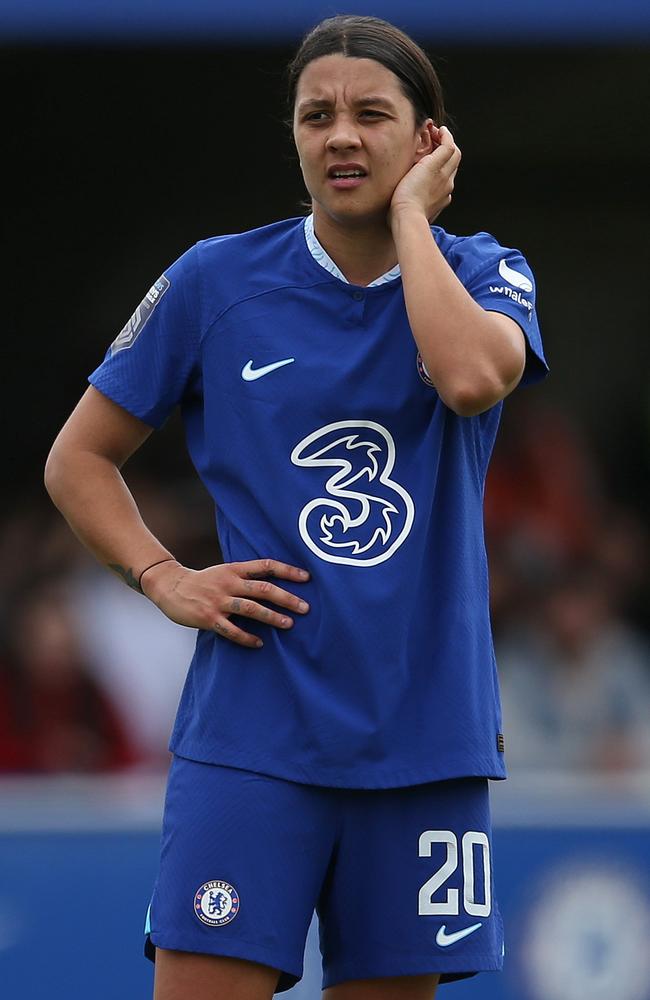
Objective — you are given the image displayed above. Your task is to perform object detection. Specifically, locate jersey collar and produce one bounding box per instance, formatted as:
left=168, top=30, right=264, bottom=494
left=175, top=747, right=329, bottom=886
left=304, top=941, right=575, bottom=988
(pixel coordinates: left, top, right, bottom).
left=303, top=214, right=401, bottom=288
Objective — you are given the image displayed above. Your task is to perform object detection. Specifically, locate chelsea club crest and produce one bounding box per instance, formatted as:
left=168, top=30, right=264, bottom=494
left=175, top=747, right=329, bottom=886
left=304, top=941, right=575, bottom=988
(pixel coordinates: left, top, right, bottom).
left=194, top=880, right=240, bottom=926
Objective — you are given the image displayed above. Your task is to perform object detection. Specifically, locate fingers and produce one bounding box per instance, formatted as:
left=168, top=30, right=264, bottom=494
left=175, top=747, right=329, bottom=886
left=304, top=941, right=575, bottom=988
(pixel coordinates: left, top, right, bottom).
left=435, top=132, right=461, bottom=205
left=232, top=558, right=310, bottom=582
left=431, top=127, right=461, bottom=168
left=237, top=577, right=310, bottom=615
left=427, top=122, right=442, bottom=150
left=429, top=124, right=454, bottom=147
left=226, top=594, right=297, bottom=630
left=212, top=595, right=300, bottom=650
left=439, top=125, right=455, bottom=147
left=209, top=558, right=312, bottom=650
left=212, top=617, right=265, bottom=649
left=440, top=137, right=461, bottom=174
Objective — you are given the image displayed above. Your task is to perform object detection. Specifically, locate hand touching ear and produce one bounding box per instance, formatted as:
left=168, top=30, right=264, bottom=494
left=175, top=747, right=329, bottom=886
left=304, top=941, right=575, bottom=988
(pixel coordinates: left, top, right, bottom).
left=389, top=126, right=461, bottom=226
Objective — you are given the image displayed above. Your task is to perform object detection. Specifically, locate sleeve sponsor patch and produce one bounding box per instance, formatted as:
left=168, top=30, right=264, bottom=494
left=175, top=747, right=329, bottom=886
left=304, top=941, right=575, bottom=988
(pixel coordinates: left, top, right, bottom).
left=111, top=275, right=171, bottom=355
left=487, top=258, right=534, bottom=321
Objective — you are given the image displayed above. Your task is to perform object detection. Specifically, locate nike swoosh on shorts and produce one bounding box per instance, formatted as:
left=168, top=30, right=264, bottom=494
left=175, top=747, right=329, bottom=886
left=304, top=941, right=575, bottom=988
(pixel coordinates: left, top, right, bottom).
left=435, top=922, right=483, bottom=947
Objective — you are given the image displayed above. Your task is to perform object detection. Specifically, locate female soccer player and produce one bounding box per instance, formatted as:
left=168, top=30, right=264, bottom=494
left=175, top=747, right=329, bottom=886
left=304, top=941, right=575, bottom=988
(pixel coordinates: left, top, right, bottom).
left=45, top=15, right=547, bottom=1000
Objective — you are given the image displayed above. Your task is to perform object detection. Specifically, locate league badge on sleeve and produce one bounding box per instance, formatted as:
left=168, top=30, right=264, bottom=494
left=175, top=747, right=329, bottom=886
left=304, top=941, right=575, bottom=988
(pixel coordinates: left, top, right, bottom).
left=110, top=274, right=170, bottom=355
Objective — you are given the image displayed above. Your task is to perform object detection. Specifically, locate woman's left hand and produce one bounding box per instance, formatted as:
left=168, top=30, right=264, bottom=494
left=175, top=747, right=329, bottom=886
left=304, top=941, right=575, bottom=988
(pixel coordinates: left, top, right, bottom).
left=389, top=125, right=461, bottom=228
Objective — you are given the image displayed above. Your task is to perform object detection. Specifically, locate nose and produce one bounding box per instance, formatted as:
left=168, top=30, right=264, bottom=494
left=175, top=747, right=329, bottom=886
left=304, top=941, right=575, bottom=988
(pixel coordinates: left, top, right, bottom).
left=325, top=116, right=362, bottom=152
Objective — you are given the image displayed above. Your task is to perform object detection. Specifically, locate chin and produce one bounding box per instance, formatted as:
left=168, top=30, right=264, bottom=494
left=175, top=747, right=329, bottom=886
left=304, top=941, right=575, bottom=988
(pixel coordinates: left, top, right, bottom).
left=314, top=195, right=390, bottom=229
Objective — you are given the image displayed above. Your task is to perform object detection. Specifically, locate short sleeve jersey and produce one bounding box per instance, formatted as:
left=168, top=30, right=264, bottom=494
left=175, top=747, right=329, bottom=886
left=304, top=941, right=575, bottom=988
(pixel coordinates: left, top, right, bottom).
left=90, top=215, right=547, bottom=788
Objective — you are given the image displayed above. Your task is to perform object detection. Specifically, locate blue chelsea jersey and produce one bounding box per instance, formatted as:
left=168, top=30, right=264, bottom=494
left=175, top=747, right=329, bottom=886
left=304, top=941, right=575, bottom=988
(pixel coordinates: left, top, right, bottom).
left=89, top=216, right=547, bottom=788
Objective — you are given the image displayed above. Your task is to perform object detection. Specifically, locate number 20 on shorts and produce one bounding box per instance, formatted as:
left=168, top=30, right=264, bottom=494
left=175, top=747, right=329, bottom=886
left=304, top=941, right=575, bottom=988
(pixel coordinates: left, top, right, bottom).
left=418, top=830, right=492, bottom=917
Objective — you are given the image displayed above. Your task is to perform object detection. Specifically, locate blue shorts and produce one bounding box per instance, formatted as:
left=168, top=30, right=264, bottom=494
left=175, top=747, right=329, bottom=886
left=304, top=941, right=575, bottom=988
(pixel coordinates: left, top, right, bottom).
left=145, top=755, right=504, bottom=992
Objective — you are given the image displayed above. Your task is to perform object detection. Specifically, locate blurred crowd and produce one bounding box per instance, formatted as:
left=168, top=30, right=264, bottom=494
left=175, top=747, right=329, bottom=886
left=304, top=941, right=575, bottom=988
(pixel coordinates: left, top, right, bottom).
left=487, top=399, right=650, bottom=773
left=0, top=475, right=217, bottom=773
left=1, top=399, right=649, bottom=776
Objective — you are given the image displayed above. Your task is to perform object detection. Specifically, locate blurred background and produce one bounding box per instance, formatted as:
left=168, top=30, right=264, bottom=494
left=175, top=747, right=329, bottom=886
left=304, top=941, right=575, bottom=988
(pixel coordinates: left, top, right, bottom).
left=2, top=1, right=649, bottom=998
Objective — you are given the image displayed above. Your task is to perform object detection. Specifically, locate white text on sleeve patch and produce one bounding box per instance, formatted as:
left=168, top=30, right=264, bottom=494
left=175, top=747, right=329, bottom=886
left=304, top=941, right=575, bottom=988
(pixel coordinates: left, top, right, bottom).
left=111, top=275, right=171, bottom=355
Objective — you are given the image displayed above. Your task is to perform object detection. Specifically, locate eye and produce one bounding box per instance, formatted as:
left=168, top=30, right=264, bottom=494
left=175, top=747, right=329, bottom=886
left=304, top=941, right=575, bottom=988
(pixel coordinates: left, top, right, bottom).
left=304, top=111, right=329, bottom=122
left=360, top=110, right=386, bottom=119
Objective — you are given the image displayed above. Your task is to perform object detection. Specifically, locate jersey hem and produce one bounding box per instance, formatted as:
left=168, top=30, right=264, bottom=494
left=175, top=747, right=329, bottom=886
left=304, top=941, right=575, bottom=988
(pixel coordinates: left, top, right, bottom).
left=482, top=303, right=548, bottom=382
left=169, top=744, right=507, bottom=789
left=88, top=375, right=163, bottom=429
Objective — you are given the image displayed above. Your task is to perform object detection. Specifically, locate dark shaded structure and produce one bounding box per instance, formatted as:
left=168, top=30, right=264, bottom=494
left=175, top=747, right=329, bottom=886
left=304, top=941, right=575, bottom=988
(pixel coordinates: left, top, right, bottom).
left=5, top=45, right=649, bottom=512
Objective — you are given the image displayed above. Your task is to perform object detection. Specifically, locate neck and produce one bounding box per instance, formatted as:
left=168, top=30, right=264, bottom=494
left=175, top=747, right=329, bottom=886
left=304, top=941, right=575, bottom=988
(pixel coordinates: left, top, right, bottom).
left=311, top=206, right=398, bottom=286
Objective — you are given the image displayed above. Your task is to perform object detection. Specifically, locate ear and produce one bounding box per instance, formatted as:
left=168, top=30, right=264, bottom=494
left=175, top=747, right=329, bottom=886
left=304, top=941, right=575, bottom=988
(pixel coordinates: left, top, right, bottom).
left=414, top=119, right=436, bottom=159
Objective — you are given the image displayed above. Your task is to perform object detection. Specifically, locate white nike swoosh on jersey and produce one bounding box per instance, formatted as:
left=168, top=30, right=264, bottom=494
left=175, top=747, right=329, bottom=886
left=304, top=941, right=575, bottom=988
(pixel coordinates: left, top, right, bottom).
left=498, top=258, right=533, bottom=293
left=435, top=922, right=483, bottom=947
left=241, top=358, right=296, bottom=381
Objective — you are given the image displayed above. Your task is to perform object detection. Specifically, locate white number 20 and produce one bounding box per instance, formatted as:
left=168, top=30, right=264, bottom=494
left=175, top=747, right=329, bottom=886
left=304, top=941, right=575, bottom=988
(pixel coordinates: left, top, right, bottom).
left=418, top=830, right=491, bottom=917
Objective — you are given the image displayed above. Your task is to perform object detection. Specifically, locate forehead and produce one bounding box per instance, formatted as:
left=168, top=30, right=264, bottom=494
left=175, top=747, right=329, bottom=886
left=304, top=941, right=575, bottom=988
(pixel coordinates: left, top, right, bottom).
left=295, top=54, right=407, bottom=108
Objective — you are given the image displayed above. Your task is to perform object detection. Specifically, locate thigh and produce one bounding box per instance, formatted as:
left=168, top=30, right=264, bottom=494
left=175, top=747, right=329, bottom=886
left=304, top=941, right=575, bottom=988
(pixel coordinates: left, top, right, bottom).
left=154, top=949, right=280, bottom=1000
left=322, top=971, right=439, bottom=999
left=318, top=778, right=503, bottom=992
left=147, top=755, right=339, bottom=993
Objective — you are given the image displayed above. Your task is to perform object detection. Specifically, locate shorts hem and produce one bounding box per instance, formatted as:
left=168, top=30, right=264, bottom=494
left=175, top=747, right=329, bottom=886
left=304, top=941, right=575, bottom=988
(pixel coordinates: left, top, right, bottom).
left=146, top=932, right=302, bottom=992
left=322, top=954, right=503, bottom=990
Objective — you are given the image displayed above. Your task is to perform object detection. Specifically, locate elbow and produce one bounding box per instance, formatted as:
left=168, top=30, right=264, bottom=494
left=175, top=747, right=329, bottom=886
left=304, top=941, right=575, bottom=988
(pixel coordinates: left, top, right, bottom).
left=44, top=436, right=78, bottom=506
left=440, top=387, right=496, bottom=417
left=436, top=317, right=527, bottom=415
left=439, top=370, right=523, bottom=417
left=44, top=441, right=65, bottom=503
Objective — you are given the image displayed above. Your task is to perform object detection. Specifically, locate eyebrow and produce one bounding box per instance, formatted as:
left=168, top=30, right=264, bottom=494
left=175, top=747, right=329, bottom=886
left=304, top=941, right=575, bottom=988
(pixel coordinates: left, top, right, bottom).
left=297, top=95, right=397, bottom=112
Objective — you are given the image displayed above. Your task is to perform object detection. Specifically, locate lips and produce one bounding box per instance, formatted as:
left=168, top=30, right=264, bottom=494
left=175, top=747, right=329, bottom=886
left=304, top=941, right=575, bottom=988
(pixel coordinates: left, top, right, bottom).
left=327, top=163, right=368, bottom=179
left=326, top=163, right=368, bottom=190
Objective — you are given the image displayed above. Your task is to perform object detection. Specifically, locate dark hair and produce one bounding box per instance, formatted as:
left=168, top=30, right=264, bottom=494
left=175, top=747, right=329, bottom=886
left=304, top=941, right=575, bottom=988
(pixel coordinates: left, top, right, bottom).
left=287, top=15, right=446, bottom=128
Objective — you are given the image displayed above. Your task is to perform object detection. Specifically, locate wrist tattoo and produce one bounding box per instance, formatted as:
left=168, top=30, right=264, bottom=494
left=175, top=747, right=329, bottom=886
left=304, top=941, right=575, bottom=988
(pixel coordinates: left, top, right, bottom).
left=108, top=564, right=142, bottom=593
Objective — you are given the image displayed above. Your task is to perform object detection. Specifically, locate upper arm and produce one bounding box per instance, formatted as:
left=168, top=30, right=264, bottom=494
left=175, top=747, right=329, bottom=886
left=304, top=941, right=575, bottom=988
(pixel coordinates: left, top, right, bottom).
left=452, top=234, right=548, bottom=387
left=483, top=310, right=527, bottom=393
left=48, top=386, right=153, bottom=469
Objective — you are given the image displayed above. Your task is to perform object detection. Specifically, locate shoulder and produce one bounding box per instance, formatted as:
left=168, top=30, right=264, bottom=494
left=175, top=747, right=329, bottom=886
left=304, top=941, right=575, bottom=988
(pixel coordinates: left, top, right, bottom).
left=188, top=217, right=316, bottom=329
left=161, top=217, right=307, bottom=284
left=196, top=216, right=307, bottom=269
left=431, top=226, right=529, bottom=280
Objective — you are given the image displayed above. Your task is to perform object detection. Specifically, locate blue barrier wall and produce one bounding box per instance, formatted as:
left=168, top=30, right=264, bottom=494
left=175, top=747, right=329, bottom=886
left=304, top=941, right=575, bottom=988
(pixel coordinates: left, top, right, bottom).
left=2, top=775, right=650, bottom=1000
left=2, top=0, right=649, bottom=43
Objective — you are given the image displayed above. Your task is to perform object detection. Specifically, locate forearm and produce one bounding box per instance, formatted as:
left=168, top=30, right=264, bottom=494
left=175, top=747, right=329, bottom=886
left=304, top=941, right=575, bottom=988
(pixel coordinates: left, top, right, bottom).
left=392, top=207, right=524, bottom=415
left=44, top=446, right=175, bottom=592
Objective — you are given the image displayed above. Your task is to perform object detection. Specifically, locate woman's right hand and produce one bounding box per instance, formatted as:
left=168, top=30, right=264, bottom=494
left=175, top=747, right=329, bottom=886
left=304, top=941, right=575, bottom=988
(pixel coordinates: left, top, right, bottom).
left=141, top=558, right=311, bottom=648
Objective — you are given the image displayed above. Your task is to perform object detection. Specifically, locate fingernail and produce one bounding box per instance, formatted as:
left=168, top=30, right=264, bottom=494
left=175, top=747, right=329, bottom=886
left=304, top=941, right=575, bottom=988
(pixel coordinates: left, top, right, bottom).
left=281, top=617, right=292, bottom=627
left=299, top=601, right=309, bottom=612
left=256, top=640, right=263, bottom=648
left=299, top=570, right=310, bottom=579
